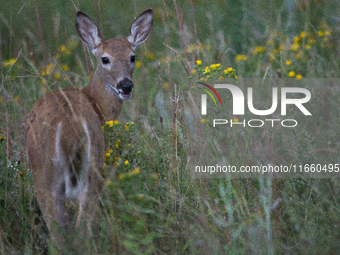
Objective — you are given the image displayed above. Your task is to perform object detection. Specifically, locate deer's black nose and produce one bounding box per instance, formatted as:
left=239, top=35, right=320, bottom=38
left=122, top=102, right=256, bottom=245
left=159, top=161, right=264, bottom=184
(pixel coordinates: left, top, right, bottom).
left=118, top=78, right=133, bottom=93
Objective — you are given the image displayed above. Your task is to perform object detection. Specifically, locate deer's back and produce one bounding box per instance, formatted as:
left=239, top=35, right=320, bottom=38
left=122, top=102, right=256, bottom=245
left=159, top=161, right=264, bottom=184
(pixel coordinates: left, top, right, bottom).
left=25, top=88, right=105, bottom=184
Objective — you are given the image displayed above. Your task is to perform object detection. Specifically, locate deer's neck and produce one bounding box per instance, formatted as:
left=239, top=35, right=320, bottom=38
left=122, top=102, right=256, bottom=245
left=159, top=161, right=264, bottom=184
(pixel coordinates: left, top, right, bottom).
left=81, top=72, right=123, bottom=125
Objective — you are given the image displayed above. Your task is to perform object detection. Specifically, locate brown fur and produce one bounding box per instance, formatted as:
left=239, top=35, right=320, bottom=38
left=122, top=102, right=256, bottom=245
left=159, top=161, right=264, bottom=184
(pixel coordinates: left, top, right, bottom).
left=24, top=9, right=153, bottom=252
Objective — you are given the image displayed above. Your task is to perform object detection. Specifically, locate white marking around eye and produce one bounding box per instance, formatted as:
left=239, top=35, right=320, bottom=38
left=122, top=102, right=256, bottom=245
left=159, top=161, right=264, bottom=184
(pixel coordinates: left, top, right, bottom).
left=101, top=53, right=112, bottom=70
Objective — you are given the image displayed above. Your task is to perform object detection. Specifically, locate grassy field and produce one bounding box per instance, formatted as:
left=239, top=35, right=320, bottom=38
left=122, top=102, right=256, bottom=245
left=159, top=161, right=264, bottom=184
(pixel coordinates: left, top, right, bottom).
left=1, top=0, right=340, bottom=254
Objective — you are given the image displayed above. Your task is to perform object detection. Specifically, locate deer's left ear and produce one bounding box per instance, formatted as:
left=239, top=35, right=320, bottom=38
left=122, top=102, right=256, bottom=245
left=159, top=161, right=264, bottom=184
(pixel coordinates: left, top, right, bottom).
left=126, top=9, right=154, bottom=51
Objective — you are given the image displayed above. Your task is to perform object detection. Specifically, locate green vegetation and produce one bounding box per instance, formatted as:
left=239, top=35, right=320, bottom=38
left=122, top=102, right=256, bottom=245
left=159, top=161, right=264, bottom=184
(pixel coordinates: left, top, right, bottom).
left=1, top=0, right=340, bottom=254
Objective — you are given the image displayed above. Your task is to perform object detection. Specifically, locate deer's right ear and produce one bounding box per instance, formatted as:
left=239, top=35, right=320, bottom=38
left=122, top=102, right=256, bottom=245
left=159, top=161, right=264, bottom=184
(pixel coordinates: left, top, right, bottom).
left=76, top=11, right=102, bottom=50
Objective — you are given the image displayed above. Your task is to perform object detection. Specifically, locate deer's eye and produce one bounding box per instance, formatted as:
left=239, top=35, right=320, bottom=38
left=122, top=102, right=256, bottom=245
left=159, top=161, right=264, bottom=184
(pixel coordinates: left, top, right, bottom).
left=130, top=55, right=135, bottom=63
left=101, top=57, right=110, bottom=64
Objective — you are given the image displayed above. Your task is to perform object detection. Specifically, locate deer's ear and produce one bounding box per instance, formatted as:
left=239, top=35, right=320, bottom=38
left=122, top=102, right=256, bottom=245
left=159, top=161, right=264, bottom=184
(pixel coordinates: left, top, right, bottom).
left=76, top=11, right=102, bottom=50
left=126, top=9, right=153, bottom=51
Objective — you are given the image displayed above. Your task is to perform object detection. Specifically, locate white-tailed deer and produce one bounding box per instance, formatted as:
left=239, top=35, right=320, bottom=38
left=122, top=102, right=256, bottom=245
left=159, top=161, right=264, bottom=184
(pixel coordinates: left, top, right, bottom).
left=24, top=8, right=153, bottom=247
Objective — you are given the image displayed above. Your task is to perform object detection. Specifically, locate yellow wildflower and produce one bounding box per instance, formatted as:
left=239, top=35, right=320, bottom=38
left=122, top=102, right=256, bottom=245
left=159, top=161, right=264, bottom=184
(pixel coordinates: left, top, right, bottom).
left=131, top=167, right=140, bottom=175
left=135, top=61, right=142, bottom=67
left=324, top=30, right=330, bottom=36
left=47, top=64, right=54, bottom=70
left=114, top=120, right=120, bottom=124
left=200, top=119, right=205, bottom=123
left=54, top=73, right=61, bottom=79
left=227, top=67, right=233, bottom=72
left=61, top=64, right=68, bottom=71
left=191, top=70, right=196, bottom=74
left=300, top=31, right=307, bottom=38
left=204, top=66, right=210, bottom=73
left=255, top=46, right=266, bottom=52
left=210, top=64, right=217, bottom=69
left=59, top=45, right=67, bottom=52
left=187, top=44, right=195, bottom=53
left=41, top=79, right=47, bottom=84
left=124, top=125, right=129, bottom=130
left=286, top=60, right=292, bottom=65
left=125, top=160, right=129, bottom=165
left=293, top=36, right=300, bottom=43
left=272, top=49, right=280, bottom=55
left=105, top=120, right=113, bottom=127
left=236, top=54, right=248, bottom=62
left=290, top=43, right=299, bottom=51
left=318, top=31, right=324, bottom=36
left=296, top=74, right=302, bottom=80
left=116, top=156, right=120, bottom=160
left=146, top=52, right=155, bottom=60
left=304, top=45, right=311, bottom=50
left=118, top=174, right=124, bottom=179
left=252, top=46, right=266, bottom=55
left=235, top=76, right=238, bottom=79
left=309, top=38, right=316, bottom=44
left=288, top=71, right=295, bottom=77
left=196, top=60, right=202, bottom=65
left=233, top=118, right=239, bottom=122
left=3, top=58, right=16, bottom=66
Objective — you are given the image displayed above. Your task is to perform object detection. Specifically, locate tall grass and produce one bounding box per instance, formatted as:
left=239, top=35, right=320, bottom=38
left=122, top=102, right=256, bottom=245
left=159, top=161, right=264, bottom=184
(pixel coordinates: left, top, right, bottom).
left=1, top=0, right=340, bottom=254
